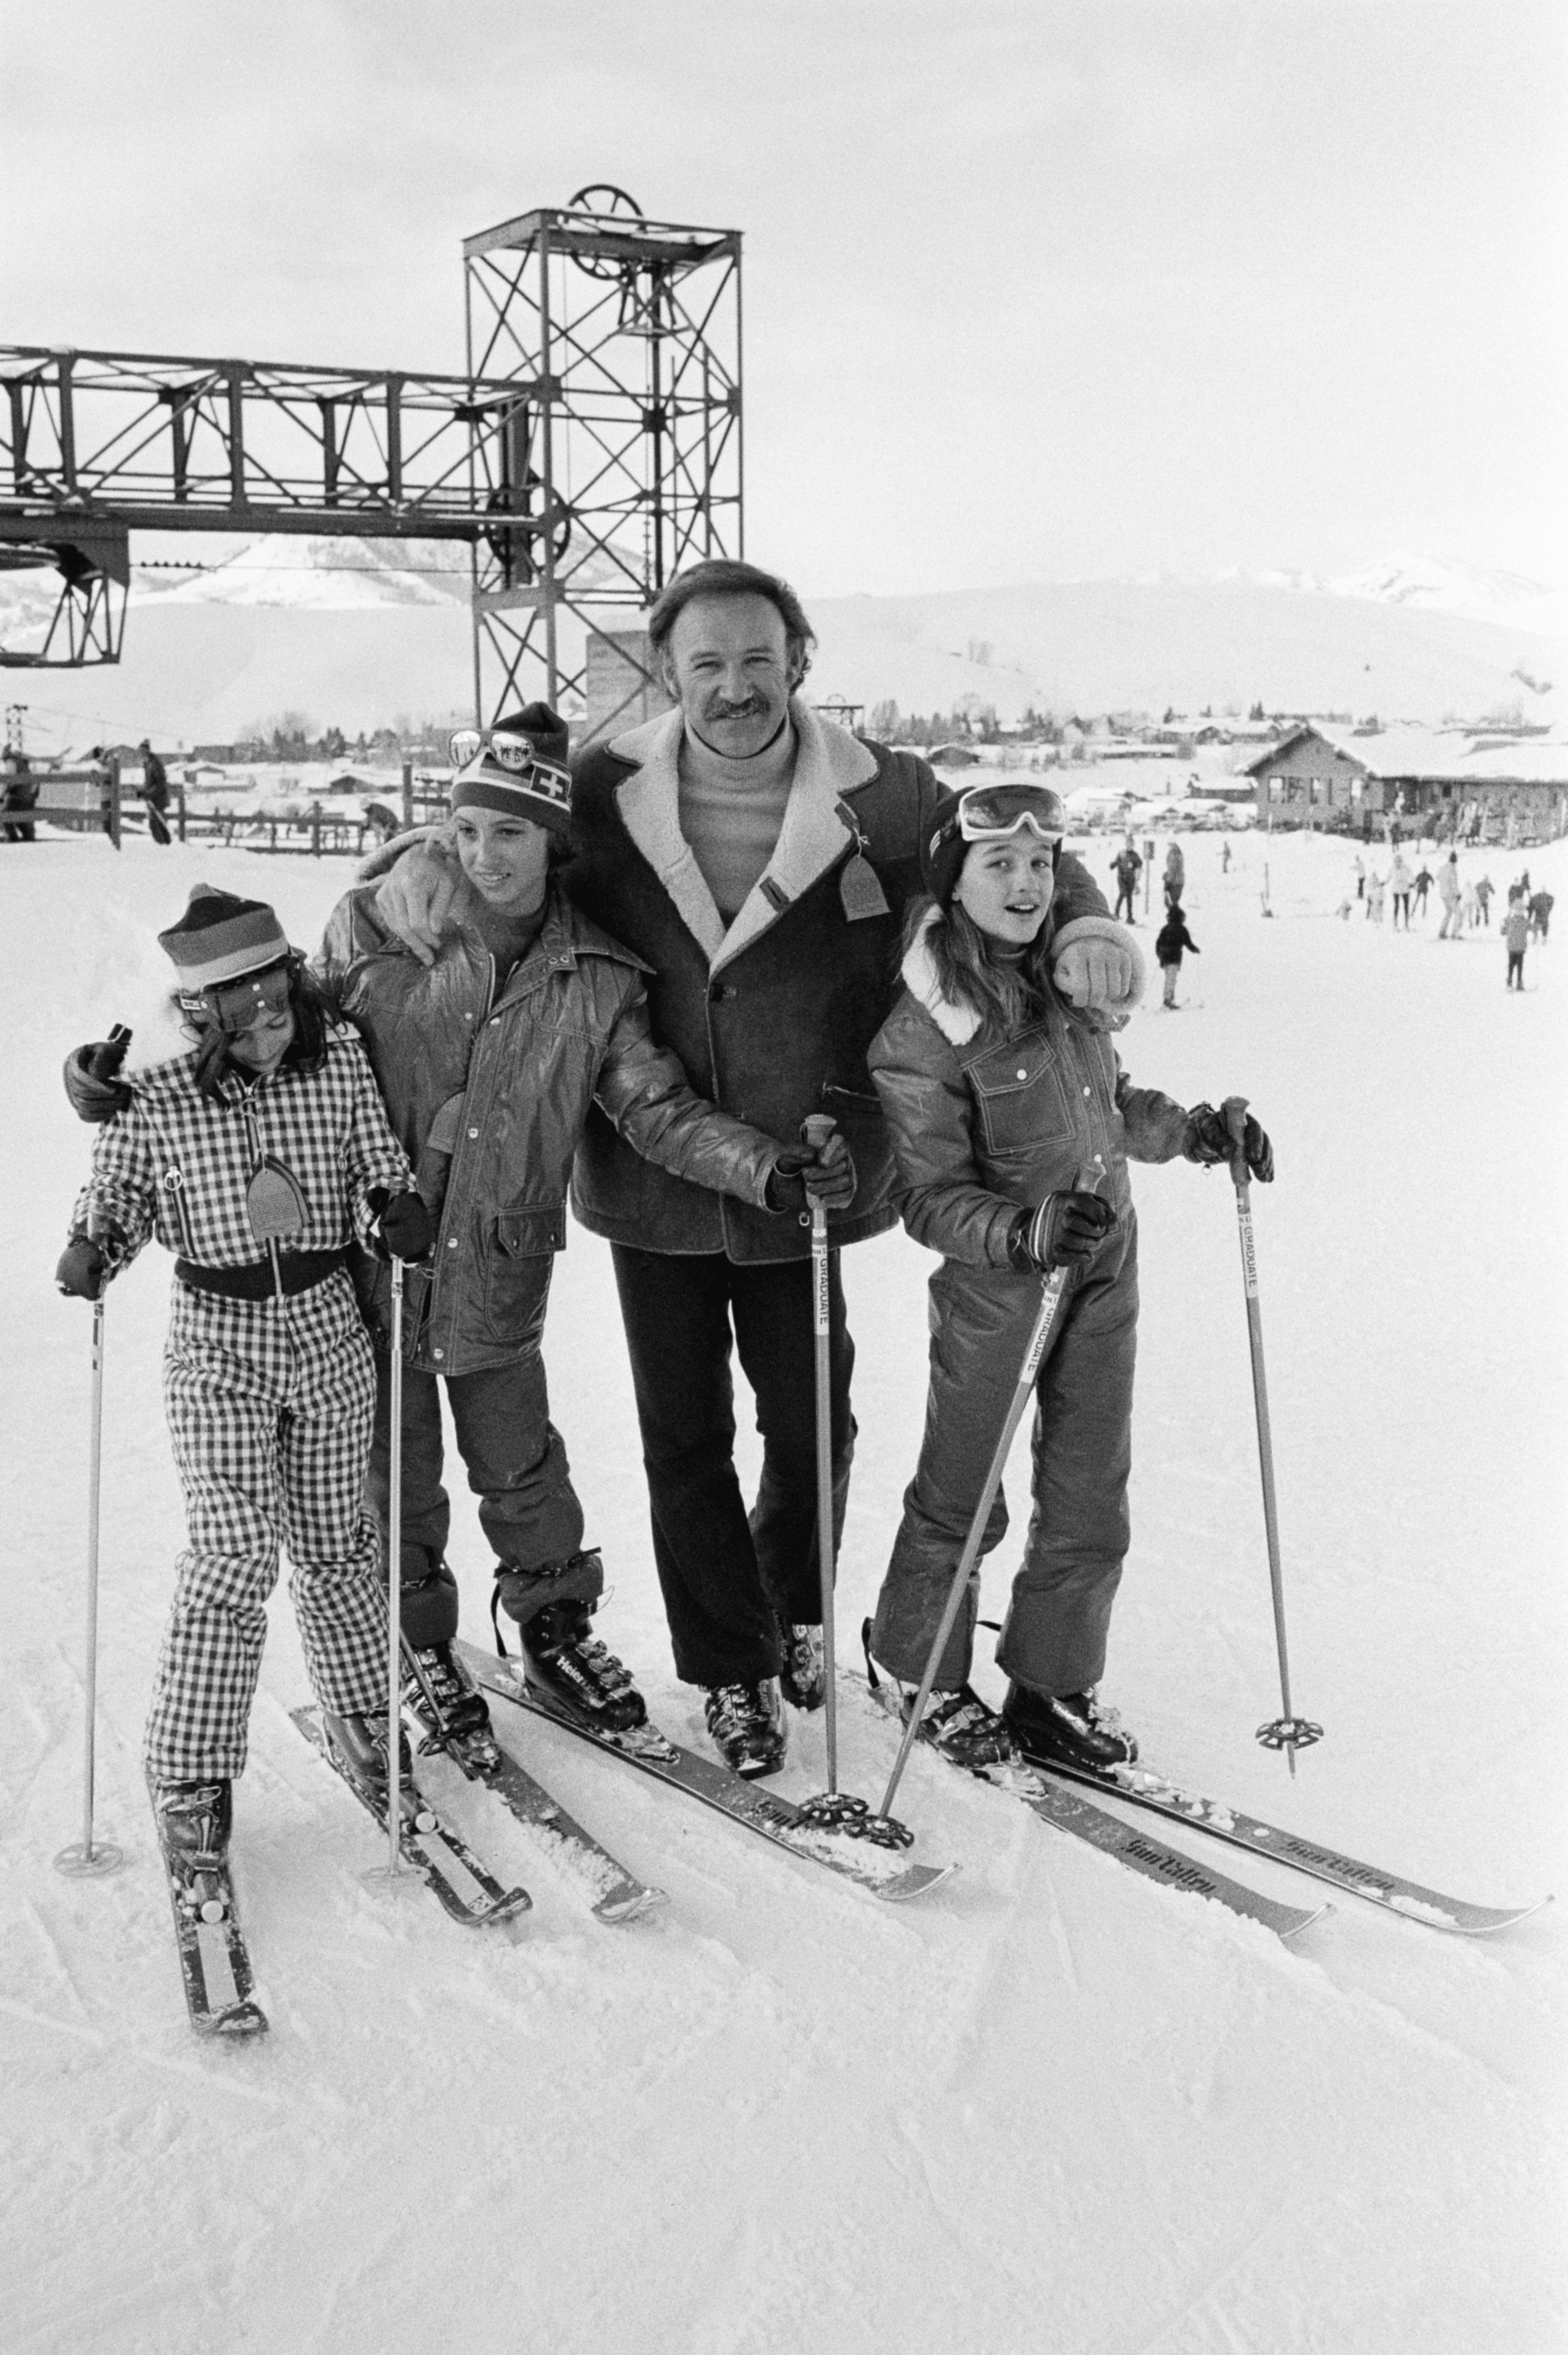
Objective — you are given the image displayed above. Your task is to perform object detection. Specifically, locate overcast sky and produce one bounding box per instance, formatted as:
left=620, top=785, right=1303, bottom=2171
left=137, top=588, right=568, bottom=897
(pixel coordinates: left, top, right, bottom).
left=2, top=0, right=1563, bottom=596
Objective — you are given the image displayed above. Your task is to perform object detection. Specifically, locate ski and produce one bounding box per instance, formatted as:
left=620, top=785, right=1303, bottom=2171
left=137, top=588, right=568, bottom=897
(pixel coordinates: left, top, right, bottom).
left=459, top=1643, right=956, bottom=1904
left=151, top=1810, right=269, bottom=2041
left=979, top=1760, right=1328, bottom=1940
left=849, top=1674, right=1323, bottom=1940
left=405, top=1702, right=667, bottom=1925
left=1036, top=1756, right=1549, bottom=1936
left=292, top=1707, right=531, bottom=1930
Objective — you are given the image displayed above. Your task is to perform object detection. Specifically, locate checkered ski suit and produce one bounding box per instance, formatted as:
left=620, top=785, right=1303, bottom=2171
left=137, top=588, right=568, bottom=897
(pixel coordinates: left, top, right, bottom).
left=71, top=1022, right=415, bottom=1780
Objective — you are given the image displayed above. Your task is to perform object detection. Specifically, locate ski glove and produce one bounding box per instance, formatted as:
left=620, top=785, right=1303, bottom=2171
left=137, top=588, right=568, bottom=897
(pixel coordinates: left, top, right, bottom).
left=1007, top=1190, right=1115, bottom=1273
left=63, top=1029, right=133, bottom=1124
left=55, top=1226, right=127, bottom=1299
left=368, top=1188, right=435, bottom=1262
left=1185, top=1103, right=1274, bottom=1183
left=766, top=1131, right=858, bottom=1217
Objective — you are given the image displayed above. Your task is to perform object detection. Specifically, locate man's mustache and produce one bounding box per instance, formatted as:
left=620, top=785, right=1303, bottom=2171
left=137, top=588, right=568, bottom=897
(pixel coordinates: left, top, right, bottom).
left=703, top=693, right=772, bottom=719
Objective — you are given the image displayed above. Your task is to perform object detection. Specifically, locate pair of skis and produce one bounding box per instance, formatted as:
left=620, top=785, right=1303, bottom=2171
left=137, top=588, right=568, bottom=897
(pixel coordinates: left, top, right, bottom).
left=464, top=1644, right=1546, bottom=1943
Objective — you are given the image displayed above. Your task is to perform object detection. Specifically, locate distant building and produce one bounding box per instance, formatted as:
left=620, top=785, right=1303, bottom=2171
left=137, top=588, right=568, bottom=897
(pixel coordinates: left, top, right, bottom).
left=1243, top=722, right=1568, bottom=840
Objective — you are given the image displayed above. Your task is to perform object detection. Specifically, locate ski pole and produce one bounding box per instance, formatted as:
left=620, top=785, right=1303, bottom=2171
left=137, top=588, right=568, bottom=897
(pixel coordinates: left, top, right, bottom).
left=1221, top=1095, right=1321, bottom=1777
left=793, top=1116, right=885, bottom=1839
left=867, top=1260, right=1073, bottom=1839
left=55, top=1292, right=123, bottom=1877
left=379, top=1258, right=407, bottom=1878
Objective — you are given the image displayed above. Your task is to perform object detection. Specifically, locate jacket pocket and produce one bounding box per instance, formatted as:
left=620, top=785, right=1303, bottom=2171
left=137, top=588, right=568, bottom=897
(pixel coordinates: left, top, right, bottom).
left=967, top=1034, right=1075, bottom=1157
left=481, top=1209, right=563, bottom=1344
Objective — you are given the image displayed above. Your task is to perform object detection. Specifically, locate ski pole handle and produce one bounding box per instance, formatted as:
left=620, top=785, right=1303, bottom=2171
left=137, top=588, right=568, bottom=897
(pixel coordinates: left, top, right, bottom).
left=1221, top=1095, right=1251, bottom=1194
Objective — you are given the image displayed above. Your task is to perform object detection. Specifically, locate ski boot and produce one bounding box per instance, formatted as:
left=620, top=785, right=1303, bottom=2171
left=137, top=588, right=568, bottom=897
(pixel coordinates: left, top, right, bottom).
left=151, top=1779, right=234, bottom=1922
left=703, top=1680, right=786, bottom=1779
left=403, top=1640, right=501, bottom=1772
left=521, top=1588, right=649, bottom=1737
left=900, top=1684, right=1014, bottom=1770
left=778, top=1622, right=827, bottom=1713
left=321, top=1709, right=427, bottom=1823
left=1002, top=1682, right=1138, bottom=1774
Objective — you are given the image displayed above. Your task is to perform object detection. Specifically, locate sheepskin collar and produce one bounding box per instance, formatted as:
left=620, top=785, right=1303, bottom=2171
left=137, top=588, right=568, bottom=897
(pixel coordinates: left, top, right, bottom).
left=607, top=701, right=879, bottom=974
left=901, top=908, right=986, bottom=1048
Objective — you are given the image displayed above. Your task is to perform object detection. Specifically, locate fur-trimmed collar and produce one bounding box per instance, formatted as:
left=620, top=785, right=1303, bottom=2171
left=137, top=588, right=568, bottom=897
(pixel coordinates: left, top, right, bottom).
left=607, top=702, right=879, bottom=974
left=900, top=907, right=984, bottom=1048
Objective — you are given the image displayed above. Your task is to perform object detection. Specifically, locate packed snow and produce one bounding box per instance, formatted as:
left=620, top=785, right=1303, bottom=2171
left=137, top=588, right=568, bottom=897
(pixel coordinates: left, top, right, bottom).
left=3, top=822, right=1564, bottom=2354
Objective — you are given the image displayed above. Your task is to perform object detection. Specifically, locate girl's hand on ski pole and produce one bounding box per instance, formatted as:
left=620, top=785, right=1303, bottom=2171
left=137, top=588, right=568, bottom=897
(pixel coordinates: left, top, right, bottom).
left=1007, top=1190, right=1115, bottom=1272
left=1185, top=1101, right=1274, bottom=1183
left=369, top=1188, right=435, bottom=1262
left=766, top=1128, right=857, bottom=1215
left=56, top=1234, right=112, bottom=1299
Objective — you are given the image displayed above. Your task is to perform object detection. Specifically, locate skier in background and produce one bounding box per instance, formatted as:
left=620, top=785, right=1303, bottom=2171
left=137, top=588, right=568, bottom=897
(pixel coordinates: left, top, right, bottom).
left=1436, top=853, right=1463, bottom=939
left=863, top=779, right=1273, bottom=1770
left=54, top=885, right=431, bottom=1879
left=1504, top=895, right=1530, bottom=990
left=1163, top=839, right=1185, bottom=909
left=1413, top=863, right=1433, bottom=917
left=1475, top=873, right=1495, bottom=927
left=1528, top=887, right=1553, bottom=942
left=1111, top=835, right=1142, bottom=922
left=138, top=740, right=172, bottom=847
left=1366, top=870, right=1386, bottom=925
left=1155, top=899, right=1201, bottom=1007
left=1389, top=850, right=1414, bottom=930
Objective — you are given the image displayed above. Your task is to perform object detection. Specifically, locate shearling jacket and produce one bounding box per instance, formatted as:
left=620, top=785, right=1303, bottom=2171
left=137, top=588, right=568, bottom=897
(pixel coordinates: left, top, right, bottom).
left=565, top=704, right=1115, bottom=1264
left=315, top=877, right=782, bottom=1372
left=867, top=914, right=1194, bottom=1268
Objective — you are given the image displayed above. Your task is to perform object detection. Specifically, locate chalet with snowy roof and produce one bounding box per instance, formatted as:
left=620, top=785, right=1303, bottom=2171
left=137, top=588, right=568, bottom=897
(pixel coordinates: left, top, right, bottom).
left=1242, top=723, right=1568, bottom=843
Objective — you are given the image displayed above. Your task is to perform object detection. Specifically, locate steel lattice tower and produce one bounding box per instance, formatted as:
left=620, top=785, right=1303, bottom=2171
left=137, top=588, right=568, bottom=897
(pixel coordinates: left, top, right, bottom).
left=464, top=187, right=742, bottom=737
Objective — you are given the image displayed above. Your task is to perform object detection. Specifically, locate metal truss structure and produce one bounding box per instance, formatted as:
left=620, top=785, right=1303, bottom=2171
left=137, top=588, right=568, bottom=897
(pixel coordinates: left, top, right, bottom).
left=0, top=192, right=743, bottom=724
left=465, top=189, right=743, bottom=729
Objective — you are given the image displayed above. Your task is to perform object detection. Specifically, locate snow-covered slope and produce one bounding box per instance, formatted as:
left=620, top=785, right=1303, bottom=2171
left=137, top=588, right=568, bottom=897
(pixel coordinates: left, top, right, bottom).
left=3, top=827, right=1564, bottom=2353
left=4, top=550, right=1562, bottom=748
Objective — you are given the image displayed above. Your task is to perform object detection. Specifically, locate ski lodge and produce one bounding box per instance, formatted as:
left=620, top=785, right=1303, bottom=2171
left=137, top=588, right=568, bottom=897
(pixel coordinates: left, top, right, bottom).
left=1242, top=723, right=1568, bottom=842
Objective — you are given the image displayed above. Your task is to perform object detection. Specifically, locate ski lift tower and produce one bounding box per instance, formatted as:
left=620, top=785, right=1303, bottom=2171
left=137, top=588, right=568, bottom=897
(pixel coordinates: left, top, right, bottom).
left=464, top=187, right=743, bottom=735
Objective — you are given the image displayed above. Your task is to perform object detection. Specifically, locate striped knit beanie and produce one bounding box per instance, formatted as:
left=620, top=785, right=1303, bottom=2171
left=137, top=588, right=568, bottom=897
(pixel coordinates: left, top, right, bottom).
left=158, top=884, right=290, bottom=990
left=449, top=703, right=573, bottom=835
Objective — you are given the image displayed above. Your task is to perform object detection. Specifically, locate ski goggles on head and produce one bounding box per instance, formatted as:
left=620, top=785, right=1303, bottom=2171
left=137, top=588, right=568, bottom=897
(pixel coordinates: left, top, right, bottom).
left=953, top=782, right=1068, bottom=845
left=180, top=960, right=293, bottom=1036
left=448, top=728, right=571, bottom=802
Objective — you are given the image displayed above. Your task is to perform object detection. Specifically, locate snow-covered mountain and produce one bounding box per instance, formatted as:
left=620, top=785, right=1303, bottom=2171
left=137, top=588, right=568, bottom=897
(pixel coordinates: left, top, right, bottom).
left=1, top=540, right=1562, bottom=745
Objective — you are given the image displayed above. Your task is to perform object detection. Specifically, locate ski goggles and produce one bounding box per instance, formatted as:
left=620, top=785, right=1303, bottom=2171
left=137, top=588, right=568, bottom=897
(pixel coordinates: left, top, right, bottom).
left=448, top=728, right=572, bottom=809
left=179, top=960, right=293, bottom=1036
left=953, top=782, right=1068, bottom=844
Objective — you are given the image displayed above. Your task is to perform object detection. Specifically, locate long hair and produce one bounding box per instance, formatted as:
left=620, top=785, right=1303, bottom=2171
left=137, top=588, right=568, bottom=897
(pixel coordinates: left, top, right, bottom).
left=905, top=894, right=1057, bottom=1040
left=173, top=953, right=335, bottom=1100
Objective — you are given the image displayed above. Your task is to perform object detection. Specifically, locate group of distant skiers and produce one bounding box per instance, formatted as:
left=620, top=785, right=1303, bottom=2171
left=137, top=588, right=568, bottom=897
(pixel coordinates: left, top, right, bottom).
left=1346, top=846, right=1552, bottom=986
left=56, top=559, right=1275, bottom=1891
left=1110, top=834, right=1202, bottom=1008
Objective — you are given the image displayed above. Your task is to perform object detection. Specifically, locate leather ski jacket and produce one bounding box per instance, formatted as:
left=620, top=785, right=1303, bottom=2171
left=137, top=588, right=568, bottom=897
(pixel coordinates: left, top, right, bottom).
left=316, top=879, right=781, bottom=1373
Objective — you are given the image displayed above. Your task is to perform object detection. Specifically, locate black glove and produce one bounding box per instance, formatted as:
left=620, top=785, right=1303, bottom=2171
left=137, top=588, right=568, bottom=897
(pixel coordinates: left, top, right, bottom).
left=64, top=1027, right=133, bottom=1124
left=766, top=1131, right=858, bottom=1216
left=1185, top=1102, right=1274, bottom=1184
left=56, top=1233, right=112, bottom=1299
left=1007, top=1190, right=1115, bottom=1272
left=368, top=1188, right=434, bottom=1262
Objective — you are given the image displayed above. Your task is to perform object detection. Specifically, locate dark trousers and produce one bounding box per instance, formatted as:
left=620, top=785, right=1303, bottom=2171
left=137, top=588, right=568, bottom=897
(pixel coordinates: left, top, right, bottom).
left=1113, top=884, right=1136, bottom=921
left=367, top=1350, right=584, bottom=1648
left=1507, top=951, right=1525, bottom=989
left=610, top=1245, right=855, bottom=1688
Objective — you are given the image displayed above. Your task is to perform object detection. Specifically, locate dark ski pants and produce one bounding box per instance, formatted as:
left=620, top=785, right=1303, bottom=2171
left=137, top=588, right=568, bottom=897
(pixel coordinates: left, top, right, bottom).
left=610, top=1244, right=854, bottom=1688
left=1114, top=885, right=1136, bottom=921
left=1507, top=951, right=1525, bottom=990
left=366, top=1347, right=585, bottom=1650
left=871, top=1225, right=1138, bottom=1700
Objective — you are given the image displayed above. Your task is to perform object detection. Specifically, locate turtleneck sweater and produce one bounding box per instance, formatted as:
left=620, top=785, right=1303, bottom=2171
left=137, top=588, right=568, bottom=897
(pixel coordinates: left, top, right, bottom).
left=676, top=718, right=797, bottom=923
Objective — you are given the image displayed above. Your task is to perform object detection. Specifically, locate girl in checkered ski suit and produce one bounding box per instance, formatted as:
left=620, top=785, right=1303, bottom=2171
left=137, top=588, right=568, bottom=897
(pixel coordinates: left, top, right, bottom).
left=56, top=884, right=433, bottom=1872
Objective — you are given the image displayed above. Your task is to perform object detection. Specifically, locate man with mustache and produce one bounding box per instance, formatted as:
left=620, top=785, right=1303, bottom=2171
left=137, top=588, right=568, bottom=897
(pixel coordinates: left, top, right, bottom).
left=375, top=561, right=1139, bottom=1775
